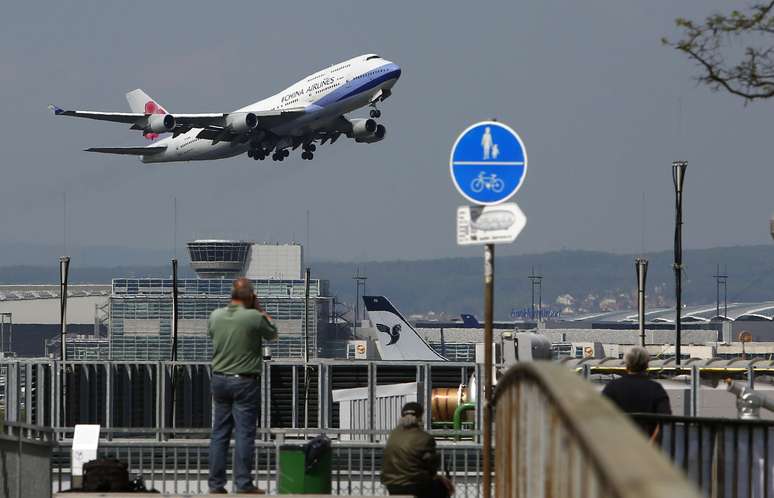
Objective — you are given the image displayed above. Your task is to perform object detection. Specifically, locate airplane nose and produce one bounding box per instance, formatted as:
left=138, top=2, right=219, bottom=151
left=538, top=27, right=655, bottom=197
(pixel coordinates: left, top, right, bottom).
left=392, top=64, right=402, bottom=80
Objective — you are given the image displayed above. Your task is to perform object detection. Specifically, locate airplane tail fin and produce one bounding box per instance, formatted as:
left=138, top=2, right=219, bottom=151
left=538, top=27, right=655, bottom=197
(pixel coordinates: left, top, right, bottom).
left=363, top=296, right=446, bottom=361
left=461, top=314, right=481, bottom=328
left=126, top=89, right=168, bottom=140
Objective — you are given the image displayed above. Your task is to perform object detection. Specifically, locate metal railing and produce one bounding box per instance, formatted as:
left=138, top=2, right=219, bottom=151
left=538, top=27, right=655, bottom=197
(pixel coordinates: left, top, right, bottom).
left=1, top=422, right=55, bottom=498
left=633, top=413, right=774, bottom=498
left=45, top=428, right=482, bottom=497
left=0, top=359, right=480, bottom=435
left=493, top=362, right=701, bottom=498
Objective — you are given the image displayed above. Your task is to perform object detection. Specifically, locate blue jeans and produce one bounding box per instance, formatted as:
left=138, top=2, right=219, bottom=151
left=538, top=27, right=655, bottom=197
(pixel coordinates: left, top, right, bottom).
left=208, top=374, right=260, bottom=491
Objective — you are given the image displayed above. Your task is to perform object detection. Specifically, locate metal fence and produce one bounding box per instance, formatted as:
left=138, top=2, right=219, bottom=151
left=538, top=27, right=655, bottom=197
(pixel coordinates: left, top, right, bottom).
left=493, top=362, right=701, bottom=498
left=45, top=428, right=482, bottom=497
left=634, top=413, right=774, bottom=498
left=0, top=359, right=481, bottom=434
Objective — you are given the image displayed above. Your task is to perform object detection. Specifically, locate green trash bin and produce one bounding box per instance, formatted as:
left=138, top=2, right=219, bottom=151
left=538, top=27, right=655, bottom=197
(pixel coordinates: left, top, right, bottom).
left=278, top=437, right=332, bottom=494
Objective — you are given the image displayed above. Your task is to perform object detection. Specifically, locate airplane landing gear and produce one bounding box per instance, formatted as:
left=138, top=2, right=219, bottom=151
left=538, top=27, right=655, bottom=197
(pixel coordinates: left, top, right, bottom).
left=249, top=147, right=267, bottom=160
left=301, top=151, right=314, bottom=160
left=369, top=109, right=381, bottom=118
left=272, top=149, right=289, bottom=161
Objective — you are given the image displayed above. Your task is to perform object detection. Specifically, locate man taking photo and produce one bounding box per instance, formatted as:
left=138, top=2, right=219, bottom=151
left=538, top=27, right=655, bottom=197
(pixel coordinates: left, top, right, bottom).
left=208, top=278, right=277, bottom=494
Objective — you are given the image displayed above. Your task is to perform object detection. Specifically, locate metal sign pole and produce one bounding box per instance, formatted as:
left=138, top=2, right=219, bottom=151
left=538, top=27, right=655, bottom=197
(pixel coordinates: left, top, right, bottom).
left=482, top=243, right=494, bottom=498
left=450, top=120, right=528, bottom=498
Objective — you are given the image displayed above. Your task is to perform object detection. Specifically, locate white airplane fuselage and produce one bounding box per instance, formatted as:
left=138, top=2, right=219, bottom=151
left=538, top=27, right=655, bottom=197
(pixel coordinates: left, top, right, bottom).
left=143, top=55, right=401, bottom=163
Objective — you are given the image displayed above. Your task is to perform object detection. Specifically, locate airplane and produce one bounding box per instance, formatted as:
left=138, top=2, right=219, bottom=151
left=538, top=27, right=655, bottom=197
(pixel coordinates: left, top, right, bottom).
left=363, top=295, right=447, bottom=361
left=363, top=295, right=552, bottom=363
left=49, top=54, right=401, bottom=164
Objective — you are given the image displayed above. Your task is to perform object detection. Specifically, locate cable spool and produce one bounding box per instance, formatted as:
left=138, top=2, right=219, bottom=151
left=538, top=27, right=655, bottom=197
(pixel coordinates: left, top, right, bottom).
left=431, top=385, right=468, bottom=422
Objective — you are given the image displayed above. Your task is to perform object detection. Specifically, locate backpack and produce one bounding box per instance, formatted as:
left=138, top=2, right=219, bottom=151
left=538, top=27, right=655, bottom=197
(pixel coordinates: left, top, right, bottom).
left=82, top=458, right=130, bottom=492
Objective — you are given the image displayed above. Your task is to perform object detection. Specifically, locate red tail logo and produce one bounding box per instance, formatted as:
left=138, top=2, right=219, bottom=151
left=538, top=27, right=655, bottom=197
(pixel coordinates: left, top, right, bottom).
left=144, top=101, right=168, bottom=140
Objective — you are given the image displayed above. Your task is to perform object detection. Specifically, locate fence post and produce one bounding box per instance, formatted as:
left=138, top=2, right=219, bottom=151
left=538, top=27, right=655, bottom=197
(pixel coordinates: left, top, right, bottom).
left=424, top=363, right=433, bottom=432
left=367, top=362, right=376, bottom=441
left=690, top=364, right=700, bottom=417
left=7, top=362, right=18, bottom=423
left=747, top=365, right=755, bottom=390
left=105, top=363, right=112, bottom=432
left=17, top=424, right=23, bottom=498
left=24, top=364, right=32, bottom=425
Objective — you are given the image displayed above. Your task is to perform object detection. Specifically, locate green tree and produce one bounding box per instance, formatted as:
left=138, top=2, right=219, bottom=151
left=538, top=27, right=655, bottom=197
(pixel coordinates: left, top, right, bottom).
left=664, top=2, right=774, bottom=102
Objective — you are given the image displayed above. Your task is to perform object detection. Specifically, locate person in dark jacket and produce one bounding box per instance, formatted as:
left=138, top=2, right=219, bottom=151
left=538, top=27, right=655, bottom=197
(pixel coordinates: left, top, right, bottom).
left=602, top=346, right=672, bottom=441
left=382, top=402, right=454, bottom=498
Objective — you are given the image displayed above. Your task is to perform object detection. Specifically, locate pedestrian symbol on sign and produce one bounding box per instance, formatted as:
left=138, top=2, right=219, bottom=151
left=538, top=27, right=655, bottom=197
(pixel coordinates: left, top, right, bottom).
left=481, top=127, right=495, bottom=159
left=450, top=121, right=527, bottom=205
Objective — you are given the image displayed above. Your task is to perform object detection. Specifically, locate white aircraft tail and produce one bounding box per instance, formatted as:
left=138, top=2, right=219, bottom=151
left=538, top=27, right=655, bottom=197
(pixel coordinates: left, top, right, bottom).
left=362, top=296, right=446, bottom=361
left=126, top=89, right=168, bottom=114
left=126, top=89, right=168, bottom=140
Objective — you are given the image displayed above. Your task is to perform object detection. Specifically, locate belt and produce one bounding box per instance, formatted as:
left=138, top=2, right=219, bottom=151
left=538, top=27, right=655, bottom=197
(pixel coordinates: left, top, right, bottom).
left=213, top=371, right=258, bottom=378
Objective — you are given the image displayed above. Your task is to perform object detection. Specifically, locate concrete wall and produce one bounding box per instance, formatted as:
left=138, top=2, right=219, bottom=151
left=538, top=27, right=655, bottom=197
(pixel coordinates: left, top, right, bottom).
left=0, top=433, right=52, bottom=498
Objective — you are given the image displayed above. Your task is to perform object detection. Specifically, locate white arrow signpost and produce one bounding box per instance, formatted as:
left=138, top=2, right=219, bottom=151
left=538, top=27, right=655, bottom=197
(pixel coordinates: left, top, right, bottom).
left=450, top=121, right=528, bottom=498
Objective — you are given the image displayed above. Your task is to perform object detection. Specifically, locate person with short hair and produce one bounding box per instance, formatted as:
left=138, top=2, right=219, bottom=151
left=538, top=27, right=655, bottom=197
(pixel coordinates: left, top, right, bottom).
left=208, top=278, right=278, bottom=494
left=602, top=346, right=671, bottom=441
left=382, top=402, right=454, bottom=498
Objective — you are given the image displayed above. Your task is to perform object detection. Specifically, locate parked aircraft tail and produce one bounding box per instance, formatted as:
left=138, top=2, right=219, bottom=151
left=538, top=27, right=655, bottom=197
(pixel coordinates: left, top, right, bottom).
left=363, top=296, right=446, bottom=361
left=461, top=314, right=481, bottom=328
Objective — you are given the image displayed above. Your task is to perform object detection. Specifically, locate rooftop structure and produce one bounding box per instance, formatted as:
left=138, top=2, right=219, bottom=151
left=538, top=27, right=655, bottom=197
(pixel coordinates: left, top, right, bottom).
left=187, top=240, right=251, bottom=279
left=187, top=240, right=303, bottom=280
left=572, top=300, right=774, bottom=323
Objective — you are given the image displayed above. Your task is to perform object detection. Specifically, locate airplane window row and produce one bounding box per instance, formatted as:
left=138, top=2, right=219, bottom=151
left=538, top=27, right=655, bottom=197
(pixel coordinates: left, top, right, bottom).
left=353, top=68, right=390, bottom=80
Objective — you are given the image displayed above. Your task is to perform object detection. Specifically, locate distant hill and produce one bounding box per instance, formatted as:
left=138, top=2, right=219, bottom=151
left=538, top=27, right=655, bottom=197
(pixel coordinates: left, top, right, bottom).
left=314, top=245, right=774, bottom=319
left=3, top=245, right=774, bottom=320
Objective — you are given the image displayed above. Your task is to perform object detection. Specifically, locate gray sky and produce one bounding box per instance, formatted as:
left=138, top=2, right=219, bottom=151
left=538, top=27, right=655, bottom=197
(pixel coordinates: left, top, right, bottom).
left=1, top=1, right=771, bottom=263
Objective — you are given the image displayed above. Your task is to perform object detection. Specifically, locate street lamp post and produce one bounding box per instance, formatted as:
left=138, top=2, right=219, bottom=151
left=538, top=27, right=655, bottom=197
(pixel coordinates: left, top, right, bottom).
left=636, top=258, right=648, bottom=347
left=672, top=160, right=687, bottom=365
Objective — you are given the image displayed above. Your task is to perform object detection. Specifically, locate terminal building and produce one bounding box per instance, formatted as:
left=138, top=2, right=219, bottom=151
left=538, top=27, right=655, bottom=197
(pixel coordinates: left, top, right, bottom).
left=108, top=241, right=331, bottom=361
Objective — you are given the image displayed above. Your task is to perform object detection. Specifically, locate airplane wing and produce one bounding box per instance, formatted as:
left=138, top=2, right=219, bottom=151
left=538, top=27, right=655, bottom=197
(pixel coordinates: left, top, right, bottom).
left=50, top=105, right=304, bottom=137
left=194, top=109, right=307, bottom=142
left=84, top=146, right=166, bottom=155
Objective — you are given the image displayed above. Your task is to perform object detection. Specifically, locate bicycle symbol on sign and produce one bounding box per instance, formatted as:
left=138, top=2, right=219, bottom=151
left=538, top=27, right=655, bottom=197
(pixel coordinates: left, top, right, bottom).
left=470, top=172, right=504, bottom=193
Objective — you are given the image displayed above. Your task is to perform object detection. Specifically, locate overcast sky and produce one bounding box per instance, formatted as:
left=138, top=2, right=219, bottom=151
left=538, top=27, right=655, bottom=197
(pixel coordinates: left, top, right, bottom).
left=1, top=1, right=771, bottom=263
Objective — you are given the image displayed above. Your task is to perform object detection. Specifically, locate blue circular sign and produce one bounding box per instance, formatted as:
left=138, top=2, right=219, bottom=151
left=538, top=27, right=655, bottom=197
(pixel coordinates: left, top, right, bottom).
left=449, top=121, right=527, bottom=205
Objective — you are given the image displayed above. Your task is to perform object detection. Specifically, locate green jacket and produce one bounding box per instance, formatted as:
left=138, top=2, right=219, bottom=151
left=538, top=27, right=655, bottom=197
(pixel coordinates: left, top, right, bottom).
left=381, top=422, right=440, bottom=487
left=208, top=303, right=278, bottom=375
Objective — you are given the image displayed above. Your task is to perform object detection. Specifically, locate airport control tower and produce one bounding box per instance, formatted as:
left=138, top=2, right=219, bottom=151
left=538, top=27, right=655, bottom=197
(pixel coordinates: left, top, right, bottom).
left=187, top=240, right=251, bottom=279
left=187, top=240, right=304, bottom=280
left=108, top=240, right=330, bottom=361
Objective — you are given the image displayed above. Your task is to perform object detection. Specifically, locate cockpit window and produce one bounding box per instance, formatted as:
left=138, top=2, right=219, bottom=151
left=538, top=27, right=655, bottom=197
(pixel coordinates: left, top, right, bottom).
left=365, top=55, right=380, bottom=61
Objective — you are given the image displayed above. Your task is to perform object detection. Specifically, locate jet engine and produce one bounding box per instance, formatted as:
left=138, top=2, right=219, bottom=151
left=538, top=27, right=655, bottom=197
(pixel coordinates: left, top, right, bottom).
left=356, top=124, right=386, bottom=143
left=350, top=118, right=377, bottom=139
left=145, top=114, right=176, bottom=134
left=225, top=112, right=258, bottom=133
